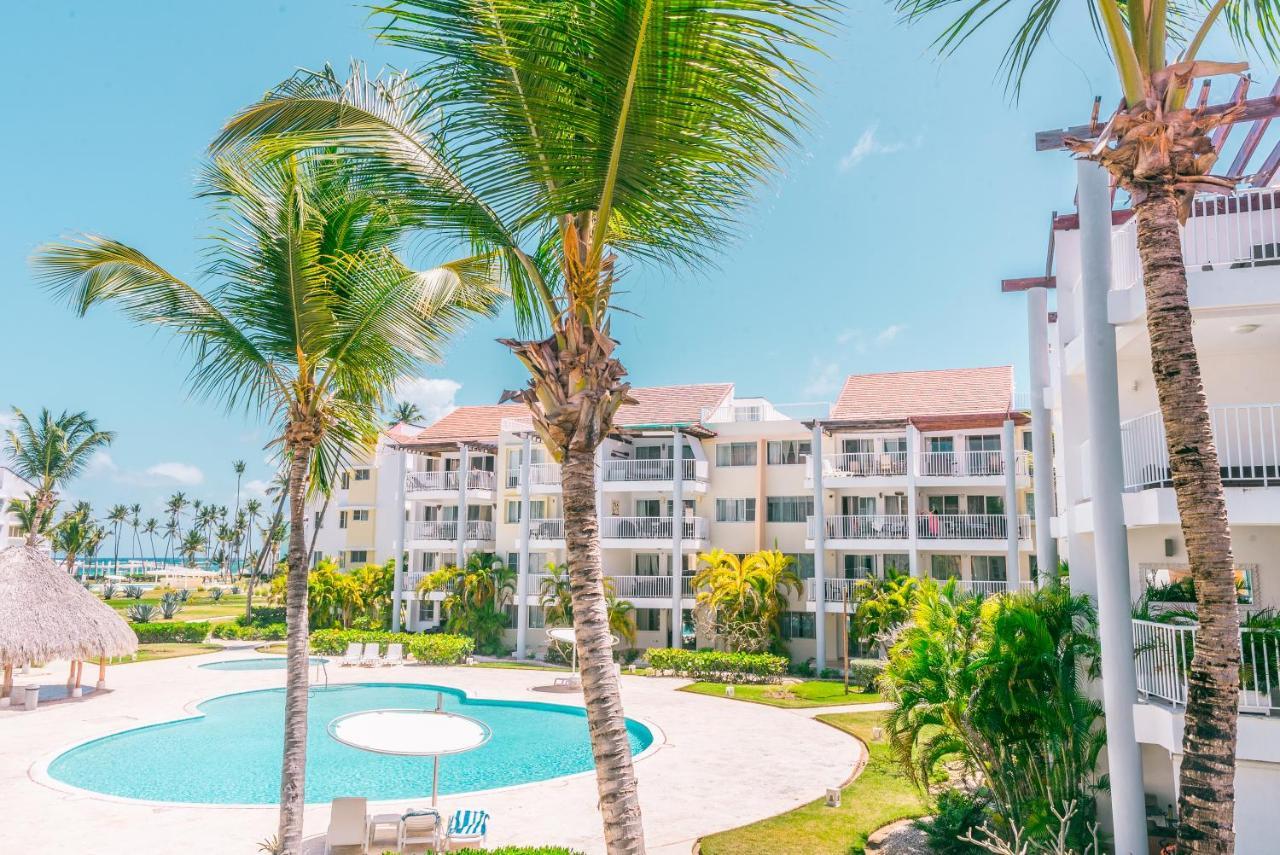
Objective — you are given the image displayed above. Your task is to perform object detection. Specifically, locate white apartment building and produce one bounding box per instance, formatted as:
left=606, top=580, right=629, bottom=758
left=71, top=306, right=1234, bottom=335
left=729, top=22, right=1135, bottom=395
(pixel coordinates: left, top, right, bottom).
left=0, top=467, right=36, bottom=549
left=307, top=371, right=1039, bottom=668
left=1016, top=164, right=1280, bottom=852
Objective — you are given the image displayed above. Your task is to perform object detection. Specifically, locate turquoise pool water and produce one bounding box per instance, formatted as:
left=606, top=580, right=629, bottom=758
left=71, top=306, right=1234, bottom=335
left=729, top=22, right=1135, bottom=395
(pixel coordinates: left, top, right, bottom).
left=200, top=657, right=327, bottom=671
left=48, top=683, right=653, bottom=804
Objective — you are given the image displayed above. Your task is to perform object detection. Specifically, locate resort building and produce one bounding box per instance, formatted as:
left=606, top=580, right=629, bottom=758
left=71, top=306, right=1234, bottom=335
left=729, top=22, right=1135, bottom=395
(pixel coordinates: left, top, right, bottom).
left=0, top=467, right=36, bottom=549
left=1011, top=165, right=1280, bottom=852
left=303, top=369, right=1039, bottom=667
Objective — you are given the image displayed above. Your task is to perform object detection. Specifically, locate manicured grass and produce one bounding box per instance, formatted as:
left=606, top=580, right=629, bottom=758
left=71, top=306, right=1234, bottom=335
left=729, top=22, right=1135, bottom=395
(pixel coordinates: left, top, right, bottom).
left=105, top=594, right=247, bottom=622
left=698, top=711, right=930, bottom=855
left=256, top=643, right=289, bottom=655
left=116, top=643, right=223, bottom=664
left=680, top=680, right=882, bottom=709
left=469, top=660, right=573, bottom=673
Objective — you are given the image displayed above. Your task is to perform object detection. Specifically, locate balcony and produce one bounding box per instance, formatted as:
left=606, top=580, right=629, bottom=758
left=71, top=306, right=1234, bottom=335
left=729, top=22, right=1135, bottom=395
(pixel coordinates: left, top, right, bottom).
left=1120, top=404, right=1280, bottom=491
left=917, top=513, right=1030, bottom=542
left=406, top=519, right=495, bottom=548
left=1134, top=619, right=1280, bottom=714
left=807, top=515, right=911, bottom=544
left=405, top=469, right=497, bottom=499
left=599, top=515, right=709, bottom=548
left=517, top=573, right=695, bottom=603
left=918, top=450, right=1030, bottom=479
left=806, top=514, right=1030, bottom=545
left=803, top=577, right=1032, bottom=608
left=521, top=517, right=565, bottom=547
left=505, top=462, right=562, bottom=492
left=822, top=451, right=908, bottom=479
left=600, top=458, right=710, bottom=492
left=402, top=571, right=453, bottom=598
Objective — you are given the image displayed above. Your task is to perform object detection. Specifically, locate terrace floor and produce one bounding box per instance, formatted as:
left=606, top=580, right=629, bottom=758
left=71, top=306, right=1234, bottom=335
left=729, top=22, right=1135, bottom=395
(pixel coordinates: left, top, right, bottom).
left=0, top=647, right=860, bottom=854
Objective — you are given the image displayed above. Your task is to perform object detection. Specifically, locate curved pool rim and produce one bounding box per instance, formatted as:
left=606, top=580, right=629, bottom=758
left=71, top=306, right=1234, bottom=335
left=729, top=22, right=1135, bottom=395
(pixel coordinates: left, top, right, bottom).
left=30, top=680, right=666, bottom=810
left=198, top=656, right=329, bottom=670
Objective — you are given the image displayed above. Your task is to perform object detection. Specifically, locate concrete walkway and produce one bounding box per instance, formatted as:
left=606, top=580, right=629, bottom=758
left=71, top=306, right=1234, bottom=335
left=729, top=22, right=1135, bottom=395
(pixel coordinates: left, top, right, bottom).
left=0, top=650, right=861, bottom=854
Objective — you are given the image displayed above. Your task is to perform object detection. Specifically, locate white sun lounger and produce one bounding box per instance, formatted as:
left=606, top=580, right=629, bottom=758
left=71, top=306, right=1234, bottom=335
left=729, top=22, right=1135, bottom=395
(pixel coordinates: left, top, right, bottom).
left=383, top=642, right=404, bottom=667
left=444, top=809, right=489, bottom=850
left=359, top=642, right=382, bottom=666
left=324, top=796, right=368, bottom=854
left=398, top=807, right=441, bottom=852
left=340, top=642, right=363, bottom=667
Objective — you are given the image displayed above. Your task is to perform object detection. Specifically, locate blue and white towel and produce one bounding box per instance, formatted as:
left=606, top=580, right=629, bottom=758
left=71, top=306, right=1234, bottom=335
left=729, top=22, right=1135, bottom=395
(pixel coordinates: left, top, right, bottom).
left=448, top=809, right=489, bottom=837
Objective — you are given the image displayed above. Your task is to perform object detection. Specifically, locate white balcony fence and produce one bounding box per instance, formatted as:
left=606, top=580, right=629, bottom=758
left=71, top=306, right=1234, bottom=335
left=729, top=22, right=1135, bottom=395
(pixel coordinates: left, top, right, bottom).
left=1120, top=404, right=1280, bottom=491
left=1134, top=619, right=1280, bottom=713
left=918, top=450, right=1029, bottom=477
left=608, top=575, right=674, bottom=599
left=599, top=516, right=708, bottom=540
left=916, top=514, right=1031, bottom=540
left=525, top=518, right=565, bottom=541
left=403, top=571, right=452, bottom=593
left=805, top=577, right=1031, bottom=601
left=601, top=458, right=708, bottom=483
left=952, top=579, right=1033, bottom=597
left=506, top=462, right=563, bottom=489
left=804, top=578, right=868, bottom=602
left=408, top=519, right=495, bottom=542
left=823, top=451, right=908, bottom=477
left=808, top=515, right=910, bottom=540
left=405, top=469, right=496, bottom=493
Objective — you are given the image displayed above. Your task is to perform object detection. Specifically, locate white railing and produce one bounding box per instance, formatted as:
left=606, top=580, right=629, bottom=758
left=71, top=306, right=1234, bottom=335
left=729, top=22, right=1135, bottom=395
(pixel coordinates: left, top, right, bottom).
left=807, top=515, right=910, bottom=540
left=607, top=575, right=673, bottom=599
left=916, top=514, right=1031, bottom=540
left=404, top=571, right=452, bottom=593
left=507, top=462, right=562, bottom=489
left=526, top=518, right=565, bottom=541
left=824, top=451, right=907, bottom=477
left=682, top=576, right=696, bottom=597
left=526, top=573, right=551, bottom=595
left=599, top=516, right=709, bottom=540
left=954, top=579, right=1033, bottom=597
left=1120, top=404, right=1280, bottom=491
left=918, top=450, right=1024, bottom=477
left=805, top=578, right=869, bottom=602
left=1134, top=619, right=1280, bottom=713
left=408, top=519, right=495, bottom=542
left=405, top=469, right=496, bottom=493
left=601, top=458, right=708, bottom=483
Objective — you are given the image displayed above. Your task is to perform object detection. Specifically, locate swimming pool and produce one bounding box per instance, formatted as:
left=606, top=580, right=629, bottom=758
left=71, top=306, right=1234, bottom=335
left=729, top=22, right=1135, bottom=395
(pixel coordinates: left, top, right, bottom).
left=200, top=657, right=327, bottom=670
left=46, top=683, right=654, bottom=804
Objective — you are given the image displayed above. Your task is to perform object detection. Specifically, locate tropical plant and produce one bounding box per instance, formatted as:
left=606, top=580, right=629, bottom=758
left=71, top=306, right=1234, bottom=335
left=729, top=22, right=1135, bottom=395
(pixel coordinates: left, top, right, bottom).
left=6, top=497, right=59, bottom=545
left=231, top=458, right=246, bottom=575
left=127, top=603, right=158, bottom=623
left=692, top=549, right=801, bottom=652
left=349, top=560, right=395, bottom=627
left=424, top=553, right=516, bottom=655
left=539, top=562, right=576, bottom=628
left=215, top=4, right=829, bottom=844
left=3, top=407, right=114, bottom=545
left=53, top=508, right=98, bottom=574
left=123, top=584, right=144, bottom=600
left=158, top=592, right=184, bottom=620
left=106, top=504, right=129, bottom=575
left=101, top=581, right=118, bottom=600
left=177, top=587, right=192, bottom=603
left=852, top=572, right=922, bottom=655
left=606, top=593, right=637, bottom=650
left=889, top=2, right=1280, bottom=848
left=389, top=400, right=422, bottom=426
left=209, top=587, right=225, bottom=603
left=35, top=146, right=501, bottom=852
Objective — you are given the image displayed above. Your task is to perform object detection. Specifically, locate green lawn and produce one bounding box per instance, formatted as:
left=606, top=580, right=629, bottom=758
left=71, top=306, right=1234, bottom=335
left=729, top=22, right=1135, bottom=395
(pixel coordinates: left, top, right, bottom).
left=115, top=643, right=223, bottom=664
left=469, top=660, right=573, bottom=673
left=256, top=643, right=289, bottom=655
left=679, top=680, right=882, bottom=709
left=105, top=594, right=247, bottom=623
left=698, top=711, right=930, bottom=855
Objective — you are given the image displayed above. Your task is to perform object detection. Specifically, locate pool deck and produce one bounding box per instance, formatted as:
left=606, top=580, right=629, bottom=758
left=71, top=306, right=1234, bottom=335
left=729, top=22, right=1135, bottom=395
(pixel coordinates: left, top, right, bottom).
left=0, top=647, right=862, bottom=854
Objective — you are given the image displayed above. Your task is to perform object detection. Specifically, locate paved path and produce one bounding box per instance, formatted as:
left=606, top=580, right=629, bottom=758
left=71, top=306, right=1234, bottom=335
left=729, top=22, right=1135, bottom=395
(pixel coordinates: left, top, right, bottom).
left=0, top=651, right=861, bottom=854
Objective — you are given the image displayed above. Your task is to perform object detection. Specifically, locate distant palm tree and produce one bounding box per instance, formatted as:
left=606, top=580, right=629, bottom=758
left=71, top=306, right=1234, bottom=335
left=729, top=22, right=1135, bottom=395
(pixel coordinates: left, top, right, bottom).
left=4, top=408, right=114, bottom=545
left=179, top=529, right=206, bottom=567
left=128, top=503, right=142, bottom=565
left=105, top=504, right=129, bottom=576
left=231, top=459, right=246, bottom=577
left=388, top=401, right=422, bottom=426
left=35, top=148, right=501, bottom=853
left=141, top=518, right=159, bottom=569
left=53, top=508, right=97, bottom=574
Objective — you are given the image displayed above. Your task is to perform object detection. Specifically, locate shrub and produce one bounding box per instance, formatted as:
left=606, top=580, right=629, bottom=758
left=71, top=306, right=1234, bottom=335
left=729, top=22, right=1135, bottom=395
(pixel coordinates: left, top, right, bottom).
left=127, top=603, right=158, bottom=623
left=133, top=621, right=211, bottom=643
left=212, top=622, right=287, bottom=641
left=308, top=629, right=473, bottom=664
left=124, top=585, right=145, bottom=600
left=237, top=606, right=287, bottom=628
left=916, top=789, right=989, bottom=855
left=644, top=648, right=787, bottom=682
left=408, top=634, right=474, bottom=665
left=177, top=588, right=192, bottom=602
left=847, top=657, right=885, bottom=691
left=158, top=592, right=184, bottom=620
left=819, top=667, right=842, bottom=680
left=231, top=585, right=241, bottom=595
left=208, top=588, right=224, bottom=603
left=382, top=849, right=584, bottom=855
left=789, top=658, right=815, bottom=678
left=101, top=582, right=118, bottom=600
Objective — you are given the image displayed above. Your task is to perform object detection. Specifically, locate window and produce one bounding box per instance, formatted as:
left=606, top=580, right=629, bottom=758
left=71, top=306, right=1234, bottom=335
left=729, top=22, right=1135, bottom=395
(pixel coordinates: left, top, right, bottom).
left=766, top=495, right=813, bottom=523
left=966, top=434, right=1001, bottom=452
left=928, top=436, right=954, bottom=452
left=784, top=553, right=815, bottom=579
left=1025, top=493, right=1036, bottom=517
left=469, top=454, right=496, bottom=472
left=767, top=440, right=810, bottom=465
left=340, top=471, right=351, bottom=490
left=841, top=495, right=876, bottom=516
left=502, top=604, right=546, bottom=628
left=635, top=498, right=662, bottom=518
left=313, top=511, right=323, bottom=529
left=971, top=555, right=1007, bottom=581
left=505, top=499, right=547, bottom=523
left=354, top=468, right=370, bottom=481
left=418, top=600, right=437, bottom=621
left=351, top=509, right=370, bottom=522
left=636, top=554, right=661, bottom=576
left=967, top=495, right=1004, bottom=515
left=716, top=442, right=757, bottom=467
left=882, top=553, right=910, bottom=575
left=634, top=608, right=662, bottom=632
left=1022, top=430, right=1034, bottom=452
left=842, top=437, right=873, bottom=454
left=844, top=554, right=875, bottom=579
left=927, top=495, right=960, bottom=515
left=884, top=495, right=906, bottom=515
left=779, top=611, right=816, bottom=640
left=883, top=437, right=908, bottom=454
left=930, top=554, right=961, bottom=580
left=635, top=444, right=665, bottom=460
left=310, top=550, right=323, bottom=568
left=348, top=550, right=369, bottom=565
left=715, top=498, right=756, bottom=522
left=338, top=511, right=348, bottom=529
left=1028, top=555, right=1040, bottom=584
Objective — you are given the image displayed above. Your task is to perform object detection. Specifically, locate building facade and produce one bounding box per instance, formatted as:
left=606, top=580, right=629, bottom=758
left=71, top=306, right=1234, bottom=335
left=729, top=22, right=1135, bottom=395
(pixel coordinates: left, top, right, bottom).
left=0, top=467, right=36, bottom=549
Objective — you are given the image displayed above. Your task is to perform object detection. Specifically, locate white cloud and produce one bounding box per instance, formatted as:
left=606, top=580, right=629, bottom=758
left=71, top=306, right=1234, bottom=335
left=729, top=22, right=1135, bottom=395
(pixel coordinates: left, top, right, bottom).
left=802, top=357, right=843, bottom=399
left=831, top=324, right=908, bottom=356
left=392, top=376, right=462, bottom=425
left=874, top=324, right=906, bottom=346
left=86, top=450, right=118, bottom=476
left=145, top=462, right=204, bottom=486
left=838, top=123, right=913, bottom=172
left=244, top=479, right=271, bottom=498
left=84, top=452, right=204, bottom=487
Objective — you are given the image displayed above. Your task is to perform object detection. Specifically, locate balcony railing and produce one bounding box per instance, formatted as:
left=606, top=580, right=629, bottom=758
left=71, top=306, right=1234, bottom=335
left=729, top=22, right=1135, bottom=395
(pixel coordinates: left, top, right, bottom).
left=804, top=578, right=868, bottom=602
left=403, top=571, right=452, bottom=593
left=599, top=516, right=708, bottom=540
left=808, top=515, right=910, bottom=540
left=822, top=451, right=908, bottom=477
left=601, top=458, right=708, bottom=483
left=506, top=462, right=563, bottom=489
left=405, top=469, right=497, bottom=493
left=608, top=575, right=674, bottom=599
left=1120, top=404, right=1280, bottom=491
left=408, top=519, right=495, bottom=542
left=917, top=514, right=1031, bottom=540
left=918, top=450, right=1028, bottom=477
left=1134, top=619, right=1280, bottom=713
left=525, top=518, right=565, bottom=541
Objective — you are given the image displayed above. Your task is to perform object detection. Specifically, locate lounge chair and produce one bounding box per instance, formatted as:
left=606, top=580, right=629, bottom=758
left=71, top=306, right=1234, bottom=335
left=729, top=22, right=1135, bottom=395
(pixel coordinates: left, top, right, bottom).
left=324, top=796, right=368, bottom=854
left=384, top=642, right=404, bottom=667
left=340, top=642, right=363, bottom=667
left=397, top=807, right=441, bottom=852
left=444, top=809, right=489, bottom=850
left=359, top=642, right=382, bottom=666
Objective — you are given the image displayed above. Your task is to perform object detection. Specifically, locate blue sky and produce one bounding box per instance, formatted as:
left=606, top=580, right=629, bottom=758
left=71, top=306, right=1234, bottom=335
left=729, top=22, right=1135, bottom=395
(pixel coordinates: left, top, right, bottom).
left=0, top=1, right=1245, bottom=519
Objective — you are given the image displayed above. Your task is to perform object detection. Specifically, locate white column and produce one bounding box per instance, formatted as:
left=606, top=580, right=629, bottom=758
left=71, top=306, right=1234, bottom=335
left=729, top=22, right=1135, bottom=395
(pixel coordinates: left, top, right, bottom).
left=906, top=424, right=921, bottom=577
left=1027, top=284, right=1060, bottom=583
left=455, top=444, right=470, bottom=569
left=1002, top=419, right=1019, bottom=587
left=670, top=428, right=684, bottom=649
left=391, top=449, right=407, bottom=632
left=810, top=422, right=827, bottom=670
left=1077, top=158, right=1147, bottom=855
left=516, top=434, right=533, bottom=658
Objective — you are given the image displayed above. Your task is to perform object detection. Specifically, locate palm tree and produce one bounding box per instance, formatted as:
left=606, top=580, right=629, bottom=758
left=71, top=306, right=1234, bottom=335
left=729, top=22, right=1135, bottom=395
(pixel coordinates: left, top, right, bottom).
left=4, top=408, right=114, bottom=545
left=231, top=459, right=246, bottom=574
left=424, top=553, right=517, bottom=654
left=53, top=508, right=98, bottom=574
left=7, top=497, right=59, bottom=546
left=692, top=549, right=801, bottom=652
left=388, top=401, right=422, bottom=426
left=35, top=149, right=500, bottom=854
left=106, top=504, right=129, bottom=576
left=141, top=518, right=159, bottom=569
left=128, top=503, right=142, bottom=567
left=888, top=4, right=1278, bottom=849
left=179, top=529, right=206, bottom=567
left=539, top=561, right=576, bottom=628
left=242, top=498, right=262, bottom=574
left=215, top=8, right=828, bottom=844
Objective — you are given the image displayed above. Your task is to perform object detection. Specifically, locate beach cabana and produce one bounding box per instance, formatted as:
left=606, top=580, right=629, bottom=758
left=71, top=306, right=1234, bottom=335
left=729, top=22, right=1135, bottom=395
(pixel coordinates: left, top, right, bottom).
left=0, top=545, right=138, bottom=702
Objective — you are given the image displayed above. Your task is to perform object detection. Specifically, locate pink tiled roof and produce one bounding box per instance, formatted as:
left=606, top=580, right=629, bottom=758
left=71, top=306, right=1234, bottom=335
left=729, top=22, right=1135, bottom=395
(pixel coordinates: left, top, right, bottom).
left=404, top=403, right=526, bottom=446
left=830, top=366, right=1014, bottom=422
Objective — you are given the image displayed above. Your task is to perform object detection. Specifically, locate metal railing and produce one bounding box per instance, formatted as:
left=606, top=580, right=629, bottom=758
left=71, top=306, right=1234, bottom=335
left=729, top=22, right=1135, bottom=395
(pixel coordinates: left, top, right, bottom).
left=916, top=514, right=1031, bottom=540
left=822, top=451, right=908, bottom=477
left=918, top=450, right=1029, bottom=477
left=1133, top=619, right=1280, bottom=712
left=608, top=575, right=673, bottom=598
left=506, top=462, right=563, bottom=489
left=599, top=516, right=709, bottom=540
left=1120, top=404, right=1280, bottom=491
left=526, top=518, right=565, bottom=541
left=405, top=469, right=497, bottom=493
left=953, top=579, right=1033, bottom=597
left=404, top=571, right=452, bottom=593
left=807, top=514, right=910, bottom=540
left=804, top=578, right=868, bottom=602
left=407, top=519, right=496, bottom=542
left=601, top=458, right=708, bottom=483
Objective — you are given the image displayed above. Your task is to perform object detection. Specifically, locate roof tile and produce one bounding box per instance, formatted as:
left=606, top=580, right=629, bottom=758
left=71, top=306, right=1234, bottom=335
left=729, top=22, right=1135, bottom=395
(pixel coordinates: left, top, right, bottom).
left=829, top=366, right=1014, bottom=422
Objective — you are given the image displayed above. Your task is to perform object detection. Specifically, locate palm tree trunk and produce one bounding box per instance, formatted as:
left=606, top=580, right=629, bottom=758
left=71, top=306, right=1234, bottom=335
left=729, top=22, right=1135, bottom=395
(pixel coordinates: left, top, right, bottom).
left=249, top=494, right=288, bottom=622
left=561, top=444, right=646, bottom=855
left=1135, top=191, right=1240, bottom=854
left=278, top=442, right=313, bottom=855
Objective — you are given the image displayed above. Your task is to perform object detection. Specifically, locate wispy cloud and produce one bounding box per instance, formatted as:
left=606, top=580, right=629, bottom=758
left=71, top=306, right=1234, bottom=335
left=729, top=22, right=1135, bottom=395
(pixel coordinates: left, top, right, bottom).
left=802, top=357, right=843, bottom=399
left=838, top=123, right=918, bottom=172
left=85, top=452, right=205, bottom=487
left=146, top=462, right=204, bottom=486
left=833, top=324, right=909, bottom=355
left=392, top=376, right=462, bottom=425
left=875, top=324, right=906, bottom=346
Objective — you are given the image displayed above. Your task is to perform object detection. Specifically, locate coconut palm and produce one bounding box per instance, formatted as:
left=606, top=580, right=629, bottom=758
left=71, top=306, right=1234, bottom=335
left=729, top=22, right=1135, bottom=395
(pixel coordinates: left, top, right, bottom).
left=215, top=9, right=828, bottom=838
left=388, top=401, right=422, bottom=426
left=890, top=3, right=1280, bottom=849
left=128, top=504, right=142, bottom=567
left=539, top=561, right=576, bottom=628
left=53, top=508, right=97, bottom=574
left=105, top=504, right=129, bottom=576
left=231, top=459, right=246, bottom=574
left=141, top=518, right=159, bottom=570
left=7, top=497, right=59, bottom=546
left=424, top=553, right=517, bottom=654
left=4, top=408, right=114, bottom=546
left=35, top=148, right=500, bottom=853
left=178, top=529, right=206, bottom=567
left=692, top=549, right=801, bottom=652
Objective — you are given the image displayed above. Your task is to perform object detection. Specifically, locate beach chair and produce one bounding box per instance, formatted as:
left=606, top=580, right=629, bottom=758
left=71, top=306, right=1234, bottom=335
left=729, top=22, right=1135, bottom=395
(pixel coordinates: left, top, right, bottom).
left=324, top=796, right=368, bottom=854
left=359, top=642, right=382, bottom=666
left=383, top=642, right=404, bottom=667
left=397, top=807, right=441, bottom=852
left=340, top=642, right=363, bottom=667
left=444, top=809, right=489, bottom=850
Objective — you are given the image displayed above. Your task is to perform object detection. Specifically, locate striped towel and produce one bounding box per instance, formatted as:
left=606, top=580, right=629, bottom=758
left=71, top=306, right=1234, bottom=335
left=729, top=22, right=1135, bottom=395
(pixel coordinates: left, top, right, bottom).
left=448, top=809, right=489, bottom=838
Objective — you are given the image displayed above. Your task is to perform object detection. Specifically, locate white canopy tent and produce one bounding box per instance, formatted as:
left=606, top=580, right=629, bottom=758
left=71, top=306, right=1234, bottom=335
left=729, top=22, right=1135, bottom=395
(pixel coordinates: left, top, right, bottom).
left=546, top=627, right=620, bottom=689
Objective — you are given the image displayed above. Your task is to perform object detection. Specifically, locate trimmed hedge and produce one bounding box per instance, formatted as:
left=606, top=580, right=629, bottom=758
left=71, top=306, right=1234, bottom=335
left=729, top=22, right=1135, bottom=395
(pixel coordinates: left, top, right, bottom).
left=408, top=634, right=474, bottom=665
left=133, top=622, right=211, bottom=644
left=237, top=606, right=287, bottom=628
left=847, top=657, right=885, bottom=691
left=645, top=648, right=788, bottom=682
left=310, top=629, right=474, bottom=664
left=212, top=622, right=287, bottom=641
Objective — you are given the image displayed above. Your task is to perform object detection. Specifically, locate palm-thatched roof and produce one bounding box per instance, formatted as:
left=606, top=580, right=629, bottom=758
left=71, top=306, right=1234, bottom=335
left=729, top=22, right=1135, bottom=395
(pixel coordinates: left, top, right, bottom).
left=0, top=545, right=137, bottom=665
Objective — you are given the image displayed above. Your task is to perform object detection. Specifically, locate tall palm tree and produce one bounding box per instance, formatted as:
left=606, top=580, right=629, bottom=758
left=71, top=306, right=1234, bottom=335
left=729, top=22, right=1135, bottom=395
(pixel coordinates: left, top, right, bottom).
left=128, top=503, right=142, bottom=566
left=141, top=517, right=159, bottom=568
left=692, top=549, right=800, bottom=652
left=388, top=400, right=422, bottom=426
left=53, top=508, right=98, bottom=574
left=215, top=7, right=828, bottom=846
left=888, top=3, right=1280, bottom=849
left=179, top=529, right=206, bottom=567
left=105, top=504, right=128, bottom=576
left=242, top=498, right=262, bottom=574
left=34, top=149, right=500, bottom=854
left=231, top=459, right=246, bottom=576
left=4, top=408, right=114, bottom=545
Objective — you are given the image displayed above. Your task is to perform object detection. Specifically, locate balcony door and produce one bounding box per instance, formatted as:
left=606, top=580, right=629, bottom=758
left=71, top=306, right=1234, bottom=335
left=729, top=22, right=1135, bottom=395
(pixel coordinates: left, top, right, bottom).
left=844, top=554, right=875, bottom=580
left=971, top=555, right=1007, bottom=582
left=635, top=499, right=662, bottom=518
left=966, top=495, right=1004, bottom=515
left=927, top=495, right=960, bottom=515
left=841, top=495, right=876, bottom=516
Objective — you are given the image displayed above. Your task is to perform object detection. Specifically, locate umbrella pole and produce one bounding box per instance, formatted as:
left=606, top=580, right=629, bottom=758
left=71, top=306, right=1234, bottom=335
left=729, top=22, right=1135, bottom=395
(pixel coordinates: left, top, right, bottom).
left=432, top=755, right=439, bottom=808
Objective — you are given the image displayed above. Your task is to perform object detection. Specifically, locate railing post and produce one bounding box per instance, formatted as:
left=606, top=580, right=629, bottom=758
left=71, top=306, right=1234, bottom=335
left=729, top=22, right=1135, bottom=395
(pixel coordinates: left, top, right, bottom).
left=671, top=427, right=684, bottom=650
left=455, top=444, right=469, bottom=570
left=906, top=424, right=921, bottom=577
left=811, top=421, right=827, bottom=670
left=516, top=433, right=532, bottom=659
left=1027, top=283, right=1059, bottom=584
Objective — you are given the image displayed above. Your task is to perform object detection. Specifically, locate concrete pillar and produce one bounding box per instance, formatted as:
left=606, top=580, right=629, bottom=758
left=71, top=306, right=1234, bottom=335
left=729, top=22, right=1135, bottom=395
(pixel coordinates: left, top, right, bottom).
left=516, top=434, right=533, bottom=658
left=1027, top=285, right=1060, bottom=584
left=1077, top=158, right=1147, bottom=855
left=670, top=428, right=684, bottom=649
left=391, top=448, right=407, bottom=632
left=810, top=421, right=826, bottom=670
left=1002, top=419, right=1019, bottom=589
left=455, top=444, right=470, bottom=569
left=906, top=424, right=921, bottom=577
